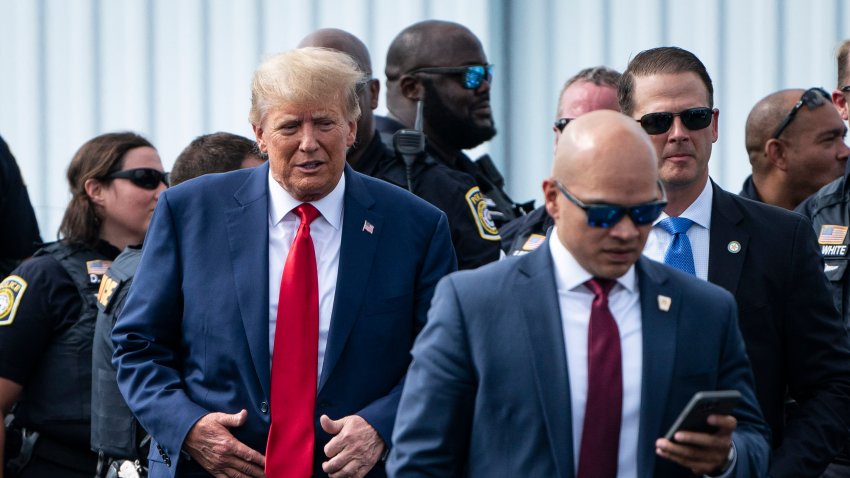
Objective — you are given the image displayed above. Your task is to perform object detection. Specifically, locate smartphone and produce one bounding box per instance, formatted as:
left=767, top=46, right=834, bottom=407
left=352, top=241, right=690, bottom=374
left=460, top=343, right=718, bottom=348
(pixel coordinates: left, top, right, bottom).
left=664, top=390, right=742, bottom=441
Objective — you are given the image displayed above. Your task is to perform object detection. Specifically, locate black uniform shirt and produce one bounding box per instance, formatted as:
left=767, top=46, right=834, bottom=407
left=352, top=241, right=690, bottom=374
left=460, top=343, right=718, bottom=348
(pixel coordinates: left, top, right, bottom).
left=0, top=240, right=119, bottom=385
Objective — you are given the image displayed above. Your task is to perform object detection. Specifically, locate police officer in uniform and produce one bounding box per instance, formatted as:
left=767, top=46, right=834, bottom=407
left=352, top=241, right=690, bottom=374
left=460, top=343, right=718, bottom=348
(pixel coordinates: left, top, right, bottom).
left=0, top=132, right=166, bottom=478
left=90, top=132, right=262, bottom=478
left=0, top=135, right=41, bottom=278
left=383, top=20, right=532, bottom=269
left=500, top=66, right=622, bottom=256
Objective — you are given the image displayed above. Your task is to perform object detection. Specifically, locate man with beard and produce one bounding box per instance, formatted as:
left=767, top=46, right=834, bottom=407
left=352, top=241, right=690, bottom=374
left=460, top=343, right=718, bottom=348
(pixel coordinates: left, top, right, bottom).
left=383, top=20, right=530, bottom=269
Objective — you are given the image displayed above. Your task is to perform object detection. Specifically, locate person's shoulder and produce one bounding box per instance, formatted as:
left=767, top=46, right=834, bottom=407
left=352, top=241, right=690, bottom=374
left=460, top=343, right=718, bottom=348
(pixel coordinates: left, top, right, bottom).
left=639, top=257, right=734, bottom=304
left=353, top=170, right=446, bottom=220
left=717, top=186, right=807, bottom=227
left=807, top=174, right=849, bottom=213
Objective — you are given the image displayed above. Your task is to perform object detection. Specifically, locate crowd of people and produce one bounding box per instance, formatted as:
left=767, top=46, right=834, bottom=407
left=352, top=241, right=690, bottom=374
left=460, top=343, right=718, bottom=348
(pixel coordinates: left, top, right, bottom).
left=2, top=18, right=850, bottom=478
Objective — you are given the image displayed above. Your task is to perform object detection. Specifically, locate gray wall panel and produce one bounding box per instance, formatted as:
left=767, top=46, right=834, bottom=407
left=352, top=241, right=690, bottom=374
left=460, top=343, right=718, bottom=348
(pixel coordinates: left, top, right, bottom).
left=2, top=0, right=850, bottom=239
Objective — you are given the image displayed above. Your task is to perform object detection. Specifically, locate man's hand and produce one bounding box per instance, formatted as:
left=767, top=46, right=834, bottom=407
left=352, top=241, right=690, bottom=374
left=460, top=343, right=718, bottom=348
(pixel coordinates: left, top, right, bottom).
left=655, top=414, right=736, bottom=476
left=184, top=409, right=267, bottom=478
left=321, top=414, right=385, bottom=478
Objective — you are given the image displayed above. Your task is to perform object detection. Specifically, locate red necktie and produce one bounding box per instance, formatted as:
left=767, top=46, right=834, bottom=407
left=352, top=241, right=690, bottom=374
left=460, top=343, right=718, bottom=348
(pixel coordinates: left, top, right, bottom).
left=266, top=203, right=321, bottom=478
left=577, top=278, right=622, bottom=478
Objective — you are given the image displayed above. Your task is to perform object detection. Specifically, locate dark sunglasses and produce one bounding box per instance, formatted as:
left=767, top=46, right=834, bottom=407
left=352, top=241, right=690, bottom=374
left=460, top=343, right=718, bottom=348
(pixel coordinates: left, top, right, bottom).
left=106, top=168, right=169, bottom=189
left=637, top=107, right=714, bottom=135
left=409, top=64, right=494, bottom=89
left=555, top=180, right=667, bottom=228
left=772, top=87, right=831, bottom=139
left=554, top=118, right=573, bottom=132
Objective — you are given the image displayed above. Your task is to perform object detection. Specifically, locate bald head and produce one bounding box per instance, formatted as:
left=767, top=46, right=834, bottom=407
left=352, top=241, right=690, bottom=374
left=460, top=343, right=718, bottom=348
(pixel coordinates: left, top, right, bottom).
left=386, top=20, right=483, bottom=79
left=298, top=28, right=372, bottom=76
left=554, top=110, right=657, bottom=185
left=545, top=110, right=660, bottom=279
left=745, top=89, right=802, bottom=169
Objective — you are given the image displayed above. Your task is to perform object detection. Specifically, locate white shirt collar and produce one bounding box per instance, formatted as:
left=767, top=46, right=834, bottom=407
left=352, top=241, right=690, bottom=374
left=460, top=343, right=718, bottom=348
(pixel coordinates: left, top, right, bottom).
left=547, top=227, right=637, bottom=294
left=654, top=177, right=713, bottom=230
left=268, top=170, right=346, bottom=229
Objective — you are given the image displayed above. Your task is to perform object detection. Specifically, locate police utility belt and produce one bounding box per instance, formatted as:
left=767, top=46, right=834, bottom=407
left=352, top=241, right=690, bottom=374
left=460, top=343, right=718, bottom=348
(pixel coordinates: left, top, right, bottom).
left=4, top=414, right=97, bottom=476
left=97, top=453, right=147, bottom=478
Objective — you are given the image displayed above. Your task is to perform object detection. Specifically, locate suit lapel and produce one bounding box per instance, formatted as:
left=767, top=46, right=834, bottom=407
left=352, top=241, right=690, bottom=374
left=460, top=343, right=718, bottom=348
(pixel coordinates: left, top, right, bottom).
left=707, top=183, right=749, bottom=295
left=224, top=163, right=272, bottom=397
left=635, top=258, right=679, bottom=478
left=318, top=167, right=381, bottom=391
left=518, top=243, right=574, bottom=478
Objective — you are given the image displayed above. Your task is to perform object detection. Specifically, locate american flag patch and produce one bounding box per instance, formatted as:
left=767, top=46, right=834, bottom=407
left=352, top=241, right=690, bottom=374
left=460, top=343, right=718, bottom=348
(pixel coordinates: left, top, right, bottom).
left=86, top=260, right=112, bottom=276
left=362, top=220, right=374, bottom=234
left=521, top=234, right=546, bottom=251
left=819, top=225, right=848, bottom=245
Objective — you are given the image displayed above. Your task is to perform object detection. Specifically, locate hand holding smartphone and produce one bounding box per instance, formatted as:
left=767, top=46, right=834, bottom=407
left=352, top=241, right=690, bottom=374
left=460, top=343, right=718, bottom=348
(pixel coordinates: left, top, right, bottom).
left=664, top=390, right=741, bottom=441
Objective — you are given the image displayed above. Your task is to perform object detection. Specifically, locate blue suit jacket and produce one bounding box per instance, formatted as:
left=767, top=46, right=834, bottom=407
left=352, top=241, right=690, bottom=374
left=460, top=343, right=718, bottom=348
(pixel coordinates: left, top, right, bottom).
left=387, top=241, right=770, bottom=477
left=113, top=163, right=456, bottom=477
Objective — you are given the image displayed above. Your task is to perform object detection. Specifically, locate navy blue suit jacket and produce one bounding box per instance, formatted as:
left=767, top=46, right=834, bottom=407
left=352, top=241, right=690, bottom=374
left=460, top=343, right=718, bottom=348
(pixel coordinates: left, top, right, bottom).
left=388, top=242, right=770, bottom=477
left=113, top=163, right=456, bottom=477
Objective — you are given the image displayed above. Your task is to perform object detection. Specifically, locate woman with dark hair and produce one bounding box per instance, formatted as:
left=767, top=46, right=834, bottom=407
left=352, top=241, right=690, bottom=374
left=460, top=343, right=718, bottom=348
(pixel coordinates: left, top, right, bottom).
left=0, top=132, right=166, bottom=478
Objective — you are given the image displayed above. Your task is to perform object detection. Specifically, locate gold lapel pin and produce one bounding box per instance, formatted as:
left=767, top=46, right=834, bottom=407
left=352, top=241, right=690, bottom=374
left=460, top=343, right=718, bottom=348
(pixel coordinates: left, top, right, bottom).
left=658, top=295, right=672, bottom=312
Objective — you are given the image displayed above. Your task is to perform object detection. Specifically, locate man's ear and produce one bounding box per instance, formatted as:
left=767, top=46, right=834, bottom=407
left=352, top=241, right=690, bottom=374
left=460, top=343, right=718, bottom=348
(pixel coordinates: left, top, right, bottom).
left=833, top=89, right=849, bottom=121
left=765, top=138, right=788, bottom=171
left=543, top=179, right=560, bottom=221
left=252, top=123, right=266, bottom=153
left=369, top=79, right=380, bottom=110
left=399, top=75, right=424, bottom=102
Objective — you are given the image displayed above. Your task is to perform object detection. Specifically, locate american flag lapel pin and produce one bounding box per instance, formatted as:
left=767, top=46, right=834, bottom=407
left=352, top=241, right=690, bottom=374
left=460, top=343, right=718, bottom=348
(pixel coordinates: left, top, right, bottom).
left=362, top=220, right=374, bottom=234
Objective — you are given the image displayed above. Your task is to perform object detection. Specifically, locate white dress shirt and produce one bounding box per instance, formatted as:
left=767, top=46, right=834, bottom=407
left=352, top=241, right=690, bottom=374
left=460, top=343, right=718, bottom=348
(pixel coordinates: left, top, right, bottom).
left=643, top=179, right=713, bottom=280
left=549, top=229, right=643, bottom=478
left=267, top=172, right=345, bottom=380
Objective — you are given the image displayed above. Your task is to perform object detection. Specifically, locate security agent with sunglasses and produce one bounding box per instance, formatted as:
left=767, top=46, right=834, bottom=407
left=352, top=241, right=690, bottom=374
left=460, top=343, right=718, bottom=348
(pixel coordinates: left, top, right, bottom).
left=388, top=110, right=769, bottom=478
left=89, top=133, right=261, bottom=478
left=621, top=46, right=850, bottom=478
left=1, top=132, right=165, bottom=478
left=383, top=20, right=532, bottom=270
left=741, top=88, right=848, bottom=211
left=500, top=66, right=622, bottom=256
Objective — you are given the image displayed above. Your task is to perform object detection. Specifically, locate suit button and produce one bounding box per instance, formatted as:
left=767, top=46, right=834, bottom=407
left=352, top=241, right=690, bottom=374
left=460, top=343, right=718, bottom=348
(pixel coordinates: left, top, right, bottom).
left=260, top=401, right=269, bottom=413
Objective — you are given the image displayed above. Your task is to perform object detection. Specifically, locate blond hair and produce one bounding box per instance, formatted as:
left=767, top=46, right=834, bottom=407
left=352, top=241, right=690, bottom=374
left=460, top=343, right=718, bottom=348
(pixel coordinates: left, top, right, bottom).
left=249, top=47, right=364, bottom=126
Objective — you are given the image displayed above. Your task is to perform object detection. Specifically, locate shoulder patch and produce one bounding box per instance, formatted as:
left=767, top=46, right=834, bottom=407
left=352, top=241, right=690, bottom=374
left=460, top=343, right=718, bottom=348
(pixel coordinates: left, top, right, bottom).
left=819, top=225, right=848, bottom=245
left=464, top=187, right=501, bottom=241
left=0, top=275, right=28, bottom=326
left=86, top=260, right=112, bottom=285
left=521, top=234, right=547, bottom=252
left=97, top=272, right=120, bottom=311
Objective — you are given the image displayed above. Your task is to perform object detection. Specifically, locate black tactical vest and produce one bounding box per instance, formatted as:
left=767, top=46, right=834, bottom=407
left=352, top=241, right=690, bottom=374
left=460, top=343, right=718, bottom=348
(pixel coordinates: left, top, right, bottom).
left=14, top=242, right=111, bottom=445
left=90, top=246, right=143, bottom=459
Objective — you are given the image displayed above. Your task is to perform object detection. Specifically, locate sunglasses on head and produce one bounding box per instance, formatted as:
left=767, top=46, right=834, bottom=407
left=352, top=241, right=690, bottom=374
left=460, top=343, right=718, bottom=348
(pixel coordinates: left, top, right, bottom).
left=106, top=168, right=169, bottom=189
left=554, top=118, right=573, bottom=132
left=555, top=180, right=667, bottom=228
left=409, top=64, right=494, bottom=89
left=637, top=107, right=714, bottom=135
left=772, top=87, right=831, bottom=139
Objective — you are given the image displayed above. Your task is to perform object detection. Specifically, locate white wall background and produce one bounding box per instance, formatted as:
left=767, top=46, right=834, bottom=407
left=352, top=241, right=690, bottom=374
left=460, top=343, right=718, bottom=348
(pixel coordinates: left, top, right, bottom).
left=2, top=0, right=849, bottom=239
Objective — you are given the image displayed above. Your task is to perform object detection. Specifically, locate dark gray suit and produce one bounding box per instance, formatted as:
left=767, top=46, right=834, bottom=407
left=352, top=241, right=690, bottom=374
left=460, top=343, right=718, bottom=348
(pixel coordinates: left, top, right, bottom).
left=387, top=241, right=770, bottom=478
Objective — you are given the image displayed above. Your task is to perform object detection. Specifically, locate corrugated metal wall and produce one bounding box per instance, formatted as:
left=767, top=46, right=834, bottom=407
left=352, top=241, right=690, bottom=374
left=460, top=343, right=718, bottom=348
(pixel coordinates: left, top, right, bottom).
left=2, top=0, right=849, bottom=238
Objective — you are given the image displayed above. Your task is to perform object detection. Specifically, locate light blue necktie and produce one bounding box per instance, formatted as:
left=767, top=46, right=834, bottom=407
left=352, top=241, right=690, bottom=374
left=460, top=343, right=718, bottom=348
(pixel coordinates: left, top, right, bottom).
left=657, top=217, right=696, bottom=275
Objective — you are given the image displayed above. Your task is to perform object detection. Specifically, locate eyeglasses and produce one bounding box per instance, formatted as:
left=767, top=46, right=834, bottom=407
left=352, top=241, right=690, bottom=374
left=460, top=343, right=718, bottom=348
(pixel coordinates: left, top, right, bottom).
left=106, top=168, right=169, bottom=189
left=554, top=118, right=573, bottom=132
left=637, top=107, right=714, bottom=135
left=772, top=87, right=830, bottom=139
left=408, top=64, right=494, bottom=89
left=555, top=180, right=667, bottom=228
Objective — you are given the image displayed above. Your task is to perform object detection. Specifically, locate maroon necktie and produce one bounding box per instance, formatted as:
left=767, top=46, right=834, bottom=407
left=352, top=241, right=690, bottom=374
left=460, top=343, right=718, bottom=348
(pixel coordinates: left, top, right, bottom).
left=266, top=203, right=321, bottom=478
left=577, top=278, right=622, bottom=478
